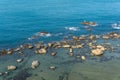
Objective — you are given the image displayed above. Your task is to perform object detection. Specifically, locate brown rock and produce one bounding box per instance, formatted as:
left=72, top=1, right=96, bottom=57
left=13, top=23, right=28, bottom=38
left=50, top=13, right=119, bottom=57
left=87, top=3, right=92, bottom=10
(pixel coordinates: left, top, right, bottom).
left=8, top=65, right=16, bottom=71
left=37, top=48, right=47, bottom=54
left=91, top=49, right=103, bottom=56
left=31, top=60, right=39, bottom=69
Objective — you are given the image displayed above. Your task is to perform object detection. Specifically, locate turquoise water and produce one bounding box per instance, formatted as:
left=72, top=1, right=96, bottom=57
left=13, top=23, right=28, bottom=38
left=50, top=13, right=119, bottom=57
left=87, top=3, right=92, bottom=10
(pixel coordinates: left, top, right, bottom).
left=0, top=0, right=120, bottom=49
left=0, top=0, right=120, bottom=80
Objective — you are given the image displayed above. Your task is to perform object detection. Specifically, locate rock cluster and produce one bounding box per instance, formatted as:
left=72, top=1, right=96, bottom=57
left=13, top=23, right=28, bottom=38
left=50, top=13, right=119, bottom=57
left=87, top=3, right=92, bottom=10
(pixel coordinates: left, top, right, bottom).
left=81, top=21, right=97, bottom=26
left=91, top=45, right=105, bottom=56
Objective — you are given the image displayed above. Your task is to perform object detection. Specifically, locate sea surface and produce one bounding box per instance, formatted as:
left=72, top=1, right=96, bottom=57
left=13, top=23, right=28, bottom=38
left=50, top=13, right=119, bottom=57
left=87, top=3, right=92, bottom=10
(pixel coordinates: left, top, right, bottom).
left=0, top=0, right=120, bottom=80
left=0, top=0, right=120, bottom=49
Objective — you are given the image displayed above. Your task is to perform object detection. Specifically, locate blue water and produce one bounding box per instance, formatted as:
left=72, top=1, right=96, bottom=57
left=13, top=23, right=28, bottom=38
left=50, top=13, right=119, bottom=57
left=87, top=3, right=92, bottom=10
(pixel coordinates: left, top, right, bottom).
left=0, top=0, right=120, bottom=49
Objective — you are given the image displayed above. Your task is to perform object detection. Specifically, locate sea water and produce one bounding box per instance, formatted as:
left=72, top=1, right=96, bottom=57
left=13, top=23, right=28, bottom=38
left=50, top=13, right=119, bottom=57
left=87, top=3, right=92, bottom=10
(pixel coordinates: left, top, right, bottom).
left=0, top=0, right=120, bottom=80
left=0, top=0, right=120, bottom=49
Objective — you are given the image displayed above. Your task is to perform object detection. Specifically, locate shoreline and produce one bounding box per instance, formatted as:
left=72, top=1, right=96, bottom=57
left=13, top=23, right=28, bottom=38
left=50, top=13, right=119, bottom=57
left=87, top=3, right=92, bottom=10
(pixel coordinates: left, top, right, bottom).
left=0, top=31, right=120, bottom=80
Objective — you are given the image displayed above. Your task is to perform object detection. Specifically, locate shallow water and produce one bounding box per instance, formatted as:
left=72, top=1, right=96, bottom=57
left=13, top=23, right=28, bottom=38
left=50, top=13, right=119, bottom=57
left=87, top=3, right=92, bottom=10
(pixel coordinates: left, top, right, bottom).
left=0, top=37, right=120, bottom=80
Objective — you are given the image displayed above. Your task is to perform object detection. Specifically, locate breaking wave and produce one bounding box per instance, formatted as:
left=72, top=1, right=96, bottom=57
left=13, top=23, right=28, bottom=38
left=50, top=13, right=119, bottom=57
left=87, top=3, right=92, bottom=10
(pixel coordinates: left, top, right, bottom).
left=112, top=23, right=120, bottom=30
left=65, top=27, right=80, bottom=31
left=28, top=32, right=63, bottom=40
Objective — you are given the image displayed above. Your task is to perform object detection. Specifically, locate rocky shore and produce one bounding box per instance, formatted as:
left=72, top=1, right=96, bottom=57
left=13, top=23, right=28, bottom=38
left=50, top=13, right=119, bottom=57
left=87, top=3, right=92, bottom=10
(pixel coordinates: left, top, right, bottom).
left=0, top=31, right=120, bottom=80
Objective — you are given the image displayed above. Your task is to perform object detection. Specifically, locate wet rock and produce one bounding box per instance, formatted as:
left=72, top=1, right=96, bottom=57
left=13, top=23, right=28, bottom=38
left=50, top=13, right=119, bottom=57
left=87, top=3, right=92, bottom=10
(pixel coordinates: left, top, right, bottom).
left=18, top=51, right=23, bottom=54
left=72, top=44, right=84, bottom=48
left=7, top=49, right=13, bottom=55
left=0, top=49, right=7, bottom=55
left=49, top=66, right=56, bottom=70
left=89, top=35, right=95, bottom=40
left=39, top=31, right=48, bottom=35
left=96, top=45, right=106, bottom=51
left=63, top=45, right=70, bottom=48
left=81, top=56, right=86, bottom=61
left=20, top=45, right=25, bottom=49
left=48, top=43, right=53, bottom=47
left=81, top=21, right=97, bottom=26
left=91, top=45, right=105, bottom=56
left=72, top=36, right=78, bottom=40
left=17, top=59, right=23, bottom=63
left=68, top=52, right=73, bottom=56
left=14, top=48, right=21, bottom=52
left=51, top=52, right=57, bottom=56
left=102, top=35, right=109, bottom=39
left=36, top=44, right=41, bottom=49
left=0, top=72, right=3, bottom=76
left=91, top=49, right=103, bottom=56
left=31, top=60, right=39, bottom=69
left=4, top=72, right=9, bottom=75
left=36, top=48, right=47, bottom=54
left=28, top=45, right=33, bottom=49
left=69, top=48, right=73, bottom=53
left=8, top=65, right=17, bottom=71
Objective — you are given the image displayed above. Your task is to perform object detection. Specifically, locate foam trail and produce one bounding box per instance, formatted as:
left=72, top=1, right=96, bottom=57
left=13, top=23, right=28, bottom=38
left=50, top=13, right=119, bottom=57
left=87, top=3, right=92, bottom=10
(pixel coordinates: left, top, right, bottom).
left=65, top=27, right=80, bottom=31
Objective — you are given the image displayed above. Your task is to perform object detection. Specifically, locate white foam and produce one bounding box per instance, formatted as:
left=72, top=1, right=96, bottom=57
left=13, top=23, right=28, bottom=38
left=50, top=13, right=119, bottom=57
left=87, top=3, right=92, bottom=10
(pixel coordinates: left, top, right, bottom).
left=54, top=33, right=63, bottom=36
left=112, top=23, right=120, bottom=30
left=65, top=27, right=80, bottom=31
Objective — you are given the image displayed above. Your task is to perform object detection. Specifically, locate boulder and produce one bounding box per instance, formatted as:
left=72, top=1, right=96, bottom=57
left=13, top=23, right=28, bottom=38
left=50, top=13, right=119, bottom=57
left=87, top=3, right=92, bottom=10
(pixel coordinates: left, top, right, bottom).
left=96, top=45, right=105, bottom=51
left=37, top=48, right=47, bottom=54
left=17, top=59, right=23, bottom=63
left=49, top=66, right=56, bottom=70
left=8, top=65, right=16, bottom=71
left=28, top=45, right=33, bottom=49
left=81, top=56, right=86, bottom=61
left=36, top=44, right=41, bottom=49
left=91, top=49, right=103, bottom=56
left=51, top=52, right=57, bottom=56
left=63, top=45, right=70, bottom=48
left=31, top=60, right=39, bottom=69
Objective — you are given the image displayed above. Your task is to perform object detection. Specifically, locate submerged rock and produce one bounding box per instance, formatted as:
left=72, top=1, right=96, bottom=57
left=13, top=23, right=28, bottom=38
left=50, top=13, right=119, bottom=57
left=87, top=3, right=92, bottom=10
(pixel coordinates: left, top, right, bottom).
left=17, top=59, right=23, bottom=63
left=49, top=66, right=56, bottom=70
left=28, top=45, right=34, bottom=49
left=68, top=52, right=73, bottom=56
left=7, top=69, right=32, bottom=80
left=0, top=49, right=7, bottom=55
left=81, top=56, right=86, bottom=61
left=35, top=48, right=47, bottom=54
left=8, top=65, right=17, bottom=71
left=81, top=21, right=97, bottom=26
left=7, top=49, right=13, bottom=55
left=51, top=52, right=57, bottom=56
left=14, top=47, right=21, bottom=52
left=69, top=48, right=73, bottom=53
left=31, top=60, right=39, bottom=69
left=36, top=44, right=41, bottom=49
left=0, top=72, right=2, bottom=76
